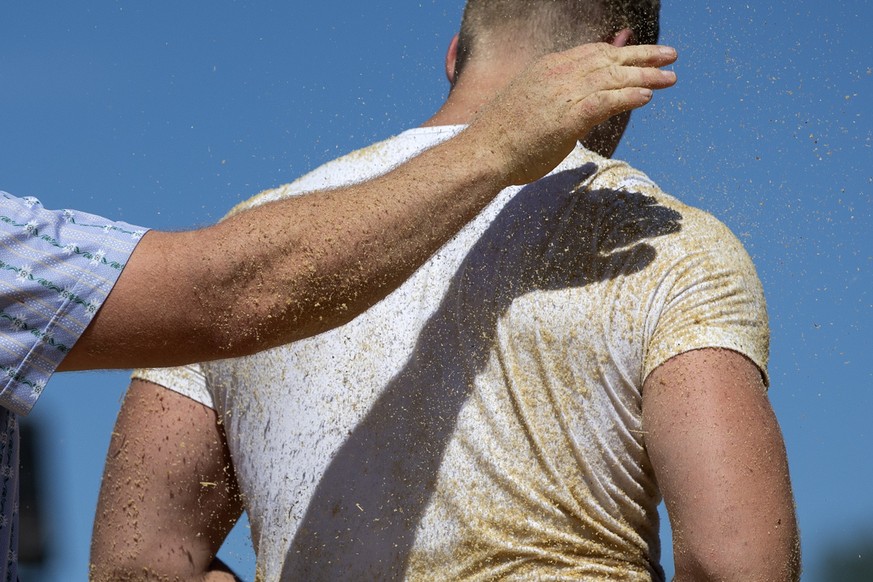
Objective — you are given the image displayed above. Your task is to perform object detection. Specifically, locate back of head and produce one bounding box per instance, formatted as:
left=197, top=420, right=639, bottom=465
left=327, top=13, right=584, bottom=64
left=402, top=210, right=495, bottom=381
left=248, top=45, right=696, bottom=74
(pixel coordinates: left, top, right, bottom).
left=455, top=0, right=660, bottom=80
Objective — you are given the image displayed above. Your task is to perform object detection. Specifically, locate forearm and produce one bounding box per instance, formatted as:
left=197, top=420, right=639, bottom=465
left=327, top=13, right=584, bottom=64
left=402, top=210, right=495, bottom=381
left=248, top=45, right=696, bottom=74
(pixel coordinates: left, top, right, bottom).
left=64, top=129, right=508, bottom=370
left=209, top=127, right=511, bottom=345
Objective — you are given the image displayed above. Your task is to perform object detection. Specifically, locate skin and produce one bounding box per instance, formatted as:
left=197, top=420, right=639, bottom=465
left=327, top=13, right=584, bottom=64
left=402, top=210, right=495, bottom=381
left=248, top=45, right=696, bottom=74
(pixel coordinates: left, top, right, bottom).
left=91, top=34, right=797, bottom=582
left=643, top=349, right=800, bottom=581
left=60, top=39, right=676, bottom=373
left=91, top=379, right=242, bottom=582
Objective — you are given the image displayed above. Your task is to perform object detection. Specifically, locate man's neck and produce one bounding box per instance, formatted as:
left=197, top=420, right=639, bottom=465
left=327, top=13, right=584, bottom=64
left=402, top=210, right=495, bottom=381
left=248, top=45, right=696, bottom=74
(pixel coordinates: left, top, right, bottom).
left=421, top=60, right=526, bottom=128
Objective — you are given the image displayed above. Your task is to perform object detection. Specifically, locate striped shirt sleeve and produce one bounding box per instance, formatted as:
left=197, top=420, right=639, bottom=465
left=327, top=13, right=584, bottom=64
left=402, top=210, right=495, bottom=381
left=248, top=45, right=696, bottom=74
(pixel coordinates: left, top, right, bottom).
left=0, top=192, right=148, bottom=415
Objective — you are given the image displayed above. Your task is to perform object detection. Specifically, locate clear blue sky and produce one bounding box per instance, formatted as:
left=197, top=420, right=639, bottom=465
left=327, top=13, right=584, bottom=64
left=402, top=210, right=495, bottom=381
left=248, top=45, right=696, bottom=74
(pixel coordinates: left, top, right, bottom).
left=1, top=1, right=870, bottom=580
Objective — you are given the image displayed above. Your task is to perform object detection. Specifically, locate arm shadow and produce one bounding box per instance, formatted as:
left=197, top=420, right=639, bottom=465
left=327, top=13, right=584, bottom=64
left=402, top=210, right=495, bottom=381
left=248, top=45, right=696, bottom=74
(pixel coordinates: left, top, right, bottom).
left=281, top=163, right=682, bottom=580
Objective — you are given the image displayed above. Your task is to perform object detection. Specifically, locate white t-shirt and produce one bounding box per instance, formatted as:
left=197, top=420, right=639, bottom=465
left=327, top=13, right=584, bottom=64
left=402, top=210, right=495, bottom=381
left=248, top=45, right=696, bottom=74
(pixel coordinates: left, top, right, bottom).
left=137, top=125, right=769, bottom=581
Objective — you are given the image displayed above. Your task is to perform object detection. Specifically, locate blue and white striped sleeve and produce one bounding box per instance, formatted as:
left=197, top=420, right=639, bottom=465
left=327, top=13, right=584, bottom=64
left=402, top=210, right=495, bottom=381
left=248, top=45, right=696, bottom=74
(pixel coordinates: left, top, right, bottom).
left=0, top=192, right=149, bottom=415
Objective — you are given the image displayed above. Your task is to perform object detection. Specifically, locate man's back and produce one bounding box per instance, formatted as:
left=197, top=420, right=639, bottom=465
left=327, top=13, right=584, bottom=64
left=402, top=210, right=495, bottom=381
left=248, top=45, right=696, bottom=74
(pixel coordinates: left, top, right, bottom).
left=139, top=125, right=768, bottom=580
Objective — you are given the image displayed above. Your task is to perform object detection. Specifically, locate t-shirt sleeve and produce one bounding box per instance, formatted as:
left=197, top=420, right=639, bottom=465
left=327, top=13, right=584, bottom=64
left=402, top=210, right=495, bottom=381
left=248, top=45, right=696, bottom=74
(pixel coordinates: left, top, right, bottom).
left=132, top=364, right=215, bottom=409
left=643, top=212, right=770, bottom=386
left=0, top=192, right=148, bottom=415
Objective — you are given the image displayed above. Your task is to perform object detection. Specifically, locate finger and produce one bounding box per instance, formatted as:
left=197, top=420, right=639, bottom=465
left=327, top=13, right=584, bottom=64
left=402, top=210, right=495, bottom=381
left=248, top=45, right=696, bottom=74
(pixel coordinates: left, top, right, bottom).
left=558, top=42, right=676, bottom=69
left=609, top=44, right=678, bottom=67
left=643, top=67, right=677, bottom=90
left=574, top=86, right=660, bottom=127
left=602, top=64, right=676, bottom=91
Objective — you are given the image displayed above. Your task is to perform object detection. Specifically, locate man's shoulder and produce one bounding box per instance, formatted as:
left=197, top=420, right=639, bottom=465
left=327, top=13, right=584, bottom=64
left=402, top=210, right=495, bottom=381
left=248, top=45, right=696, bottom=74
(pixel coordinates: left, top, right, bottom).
left=575, top=151, right=751, bottom=261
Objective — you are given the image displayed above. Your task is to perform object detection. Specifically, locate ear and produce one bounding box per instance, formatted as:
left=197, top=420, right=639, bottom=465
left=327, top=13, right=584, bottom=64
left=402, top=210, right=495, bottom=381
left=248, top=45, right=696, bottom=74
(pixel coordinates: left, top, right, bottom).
left=445, top=34, right=460, bottom=85
left=610, top=27, right=636, bottom=47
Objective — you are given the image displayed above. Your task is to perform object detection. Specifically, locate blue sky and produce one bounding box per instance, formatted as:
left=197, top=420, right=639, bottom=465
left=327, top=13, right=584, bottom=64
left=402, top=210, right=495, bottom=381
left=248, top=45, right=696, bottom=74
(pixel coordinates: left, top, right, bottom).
left=1, top=1, right=870, bottom=580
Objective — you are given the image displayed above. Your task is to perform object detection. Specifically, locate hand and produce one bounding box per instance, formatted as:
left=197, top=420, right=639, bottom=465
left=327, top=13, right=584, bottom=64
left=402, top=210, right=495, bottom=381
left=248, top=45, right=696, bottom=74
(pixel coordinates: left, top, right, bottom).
left=468, top=42, right=678, bottom=185
left=197, top=557, right=244, bottom=581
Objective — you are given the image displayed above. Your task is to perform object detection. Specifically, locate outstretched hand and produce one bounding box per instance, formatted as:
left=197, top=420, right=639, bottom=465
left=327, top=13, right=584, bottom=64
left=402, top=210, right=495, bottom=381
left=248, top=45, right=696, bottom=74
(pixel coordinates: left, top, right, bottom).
left=469, top=41, right=678, bottom=185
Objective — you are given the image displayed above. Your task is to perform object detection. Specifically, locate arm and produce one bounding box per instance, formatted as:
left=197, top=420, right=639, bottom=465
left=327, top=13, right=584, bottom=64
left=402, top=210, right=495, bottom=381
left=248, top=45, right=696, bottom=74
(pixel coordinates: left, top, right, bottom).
left=61, top=42, right=677, bottom=371
left=90, top=379, right=243, bottom=582
left=642, top=348, right=800, bottom=581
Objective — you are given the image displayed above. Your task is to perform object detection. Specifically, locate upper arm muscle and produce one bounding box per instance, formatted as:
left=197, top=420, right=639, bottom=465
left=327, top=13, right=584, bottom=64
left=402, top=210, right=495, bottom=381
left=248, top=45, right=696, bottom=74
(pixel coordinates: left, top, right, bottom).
left=642, top=348, right=799, bottom=581
left=91, top=379, right=243, bottom=580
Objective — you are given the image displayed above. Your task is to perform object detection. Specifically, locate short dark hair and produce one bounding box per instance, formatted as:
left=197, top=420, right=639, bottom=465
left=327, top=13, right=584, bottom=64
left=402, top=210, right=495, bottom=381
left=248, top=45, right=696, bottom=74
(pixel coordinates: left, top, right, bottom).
left=454, top=0, right=661, bottom=80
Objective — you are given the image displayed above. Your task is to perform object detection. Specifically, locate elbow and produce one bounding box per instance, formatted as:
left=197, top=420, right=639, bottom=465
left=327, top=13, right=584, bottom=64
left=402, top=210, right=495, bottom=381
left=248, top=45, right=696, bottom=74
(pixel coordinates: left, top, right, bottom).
left=90, top=552, right=207, bottom=582
left=90, top=560, right=146, bottom=582
left=90, top=533, right=132, bottom=581
left=673, top=531, right=801, bottom=582
left=90, top=536, right=157, bottom=582
left=90, top=530, right=197, bottom=582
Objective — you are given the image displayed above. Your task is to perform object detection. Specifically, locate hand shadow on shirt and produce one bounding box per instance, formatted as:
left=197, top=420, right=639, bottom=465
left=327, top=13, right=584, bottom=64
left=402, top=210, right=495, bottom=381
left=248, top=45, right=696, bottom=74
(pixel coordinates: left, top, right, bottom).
left=280, top=163, right=682, bottom=580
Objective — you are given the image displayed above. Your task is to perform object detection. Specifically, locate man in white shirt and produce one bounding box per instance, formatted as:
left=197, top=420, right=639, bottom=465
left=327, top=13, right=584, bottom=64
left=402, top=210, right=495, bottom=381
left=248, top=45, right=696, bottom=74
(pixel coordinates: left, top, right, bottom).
left=1, top=27, right=675, bottom=580
left=92, top=2, right=799, bottom=580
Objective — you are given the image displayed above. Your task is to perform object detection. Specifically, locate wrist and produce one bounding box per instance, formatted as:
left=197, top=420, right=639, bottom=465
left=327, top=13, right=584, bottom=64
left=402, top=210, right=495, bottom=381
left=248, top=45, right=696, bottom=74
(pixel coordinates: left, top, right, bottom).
left=449, top=123, right=515, bottom=191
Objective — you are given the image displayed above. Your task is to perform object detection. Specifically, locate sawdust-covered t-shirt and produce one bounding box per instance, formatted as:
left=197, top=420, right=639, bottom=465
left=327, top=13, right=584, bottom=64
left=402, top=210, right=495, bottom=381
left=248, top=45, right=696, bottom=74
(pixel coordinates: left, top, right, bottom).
left=137, top=125, right=768, bottom=581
